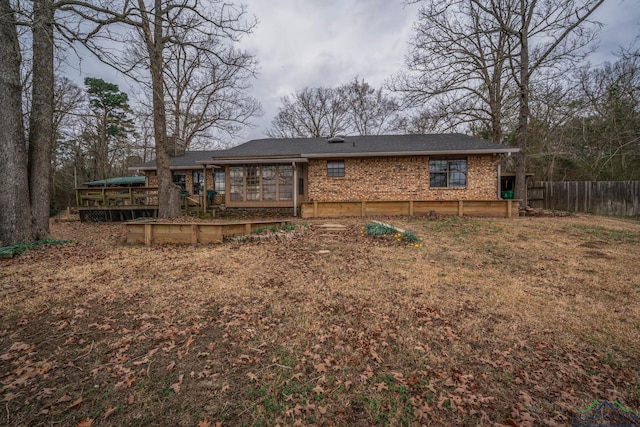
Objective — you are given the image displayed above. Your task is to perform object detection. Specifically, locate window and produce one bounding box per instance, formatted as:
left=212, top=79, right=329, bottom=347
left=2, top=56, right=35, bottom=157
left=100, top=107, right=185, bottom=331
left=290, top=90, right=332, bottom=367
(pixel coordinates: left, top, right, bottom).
left=192, top=171, right=204, bottom=195
left=229, top=166, right=243, bottom=201
left=278, top=165, right=293, bottom=200
left=262, top=165, right=277, bottom=201
left=327, top=160, right=345, bottom=177
left=172, top=172, right=186, bottom=191
left=213, top=169, right=225, bottom=196
left=246, top=165, right=260, bottom=201
left=298, top=164, right=305, bottom=195
left=429, top=158, right=467, bottom=188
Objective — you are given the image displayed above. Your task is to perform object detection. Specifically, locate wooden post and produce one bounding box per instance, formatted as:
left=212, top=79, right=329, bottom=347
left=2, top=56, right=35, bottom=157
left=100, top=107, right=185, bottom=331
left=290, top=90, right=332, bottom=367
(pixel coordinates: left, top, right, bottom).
left=245, top=223, right=252, bottom=235
left=144, top=223, right=152, bottom=246
left=507, top=200, right=512, bottom=218
left=409, top=200, right=414, bottom=217
left=313, top=201, right=318, bottom=218
left=191, top=224, right=200, bottom=244
left=458, top=200, right=464, bottom=216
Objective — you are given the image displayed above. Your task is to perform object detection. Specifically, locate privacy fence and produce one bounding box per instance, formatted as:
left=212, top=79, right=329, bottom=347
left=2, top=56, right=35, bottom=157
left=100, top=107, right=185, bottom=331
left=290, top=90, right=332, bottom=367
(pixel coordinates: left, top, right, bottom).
left=537, top=181, right=640, bottom=216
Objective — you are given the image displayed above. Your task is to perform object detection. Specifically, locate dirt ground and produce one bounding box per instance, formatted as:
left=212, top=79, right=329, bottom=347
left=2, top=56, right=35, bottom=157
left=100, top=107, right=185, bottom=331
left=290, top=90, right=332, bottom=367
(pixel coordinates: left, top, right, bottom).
left=1, top=214, right=639, bottom=426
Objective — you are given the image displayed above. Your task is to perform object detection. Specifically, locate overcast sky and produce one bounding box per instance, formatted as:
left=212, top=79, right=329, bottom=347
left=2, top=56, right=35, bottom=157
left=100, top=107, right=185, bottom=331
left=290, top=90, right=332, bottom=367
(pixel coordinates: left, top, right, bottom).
left=69, top=0, right=640, bottom=145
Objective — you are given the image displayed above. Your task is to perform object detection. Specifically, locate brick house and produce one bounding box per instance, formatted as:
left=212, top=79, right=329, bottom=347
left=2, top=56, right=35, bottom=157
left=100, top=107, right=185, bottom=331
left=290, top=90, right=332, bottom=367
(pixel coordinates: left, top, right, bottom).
left=131, top=134, right=519, bottom=217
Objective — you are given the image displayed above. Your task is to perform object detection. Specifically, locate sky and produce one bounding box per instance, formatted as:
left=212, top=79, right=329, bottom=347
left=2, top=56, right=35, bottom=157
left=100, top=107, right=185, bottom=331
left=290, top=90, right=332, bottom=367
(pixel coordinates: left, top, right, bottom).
left=68, top=0, right=640, bottom=145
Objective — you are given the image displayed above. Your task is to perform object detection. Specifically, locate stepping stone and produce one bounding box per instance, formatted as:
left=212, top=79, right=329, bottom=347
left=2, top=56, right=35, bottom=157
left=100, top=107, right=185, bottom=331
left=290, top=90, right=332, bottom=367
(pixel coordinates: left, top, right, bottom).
left=314, top=223, right=347, bottom=232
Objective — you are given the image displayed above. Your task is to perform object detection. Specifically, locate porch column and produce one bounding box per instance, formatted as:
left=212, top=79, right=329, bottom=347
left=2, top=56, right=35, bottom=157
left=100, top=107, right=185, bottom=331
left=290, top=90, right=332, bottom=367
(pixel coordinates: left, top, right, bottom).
left=293, top=161, right=297, bottom=217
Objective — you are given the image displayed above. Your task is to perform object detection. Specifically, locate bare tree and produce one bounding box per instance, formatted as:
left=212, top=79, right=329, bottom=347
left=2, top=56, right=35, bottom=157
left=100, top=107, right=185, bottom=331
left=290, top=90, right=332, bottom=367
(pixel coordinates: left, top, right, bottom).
left=268, top=87, right=349, bottom=138
left=160, top=33, right=261, bottom=149
left=340, top=77, right=404, bottom=135
left=268, top=79, right=404, bottom=138
left=59, top=1, right=257, bottom=218
left=564, top=56, right=640, bottom=180
left=391, top=0, right=516, bottom=143
left=0, top=0, right=32, bottom=246
left=475, top=0, right=605, bottom=201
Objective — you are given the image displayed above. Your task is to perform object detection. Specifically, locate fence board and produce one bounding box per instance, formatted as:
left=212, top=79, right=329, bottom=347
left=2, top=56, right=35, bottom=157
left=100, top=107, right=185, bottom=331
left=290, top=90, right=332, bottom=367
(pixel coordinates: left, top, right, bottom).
left=540, top=181, right=640, bottom=216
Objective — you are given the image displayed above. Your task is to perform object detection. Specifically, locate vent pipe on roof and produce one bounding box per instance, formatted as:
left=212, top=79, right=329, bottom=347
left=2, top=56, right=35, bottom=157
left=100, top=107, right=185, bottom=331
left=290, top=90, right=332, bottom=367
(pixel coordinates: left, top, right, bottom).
left=327, top=136, right=345, bottom=143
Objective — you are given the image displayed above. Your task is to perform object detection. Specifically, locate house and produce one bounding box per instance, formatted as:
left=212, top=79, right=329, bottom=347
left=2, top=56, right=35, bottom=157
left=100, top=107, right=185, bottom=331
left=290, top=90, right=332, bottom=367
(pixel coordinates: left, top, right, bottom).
left=130, top=133, right=520, bottom=218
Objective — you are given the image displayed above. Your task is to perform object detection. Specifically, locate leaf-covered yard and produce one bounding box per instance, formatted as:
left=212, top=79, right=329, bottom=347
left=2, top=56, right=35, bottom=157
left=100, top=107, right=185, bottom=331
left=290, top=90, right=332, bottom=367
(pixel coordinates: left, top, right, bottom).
left=1, top=215, right=639, bottom=426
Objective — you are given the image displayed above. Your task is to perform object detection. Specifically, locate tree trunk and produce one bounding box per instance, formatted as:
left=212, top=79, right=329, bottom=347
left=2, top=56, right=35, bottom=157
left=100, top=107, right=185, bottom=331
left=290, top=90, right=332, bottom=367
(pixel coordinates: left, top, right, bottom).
left=0, top=0, right=33, bottom=246
left=28, top=0, right=55, bottom=238
left=514, top=0, right=530, bottom=209
left=146, top=0, right=180, bottom=218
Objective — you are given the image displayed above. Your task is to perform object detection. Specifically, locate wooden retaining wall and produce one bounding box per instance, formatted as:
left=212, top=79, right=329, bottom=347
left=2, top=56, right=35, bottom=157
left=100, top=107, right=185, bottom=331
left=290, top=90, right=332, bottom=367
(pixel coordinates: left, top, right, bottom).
left=300, top=200, right=519, bottom=219
left=126, top=220, right=290, bottom=245
left=539, top=181, right=640, bottom=216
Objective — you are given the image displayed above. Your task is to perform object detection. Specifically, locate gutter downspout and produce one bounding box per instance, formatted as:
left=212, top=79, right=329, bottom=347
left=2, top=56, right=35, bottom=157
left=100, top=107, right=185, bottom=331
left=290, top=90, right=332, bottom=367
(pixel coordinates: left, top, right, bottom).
left=293, top=161, right=297, bottom=217
left=497, top=163, right=502, bottom=199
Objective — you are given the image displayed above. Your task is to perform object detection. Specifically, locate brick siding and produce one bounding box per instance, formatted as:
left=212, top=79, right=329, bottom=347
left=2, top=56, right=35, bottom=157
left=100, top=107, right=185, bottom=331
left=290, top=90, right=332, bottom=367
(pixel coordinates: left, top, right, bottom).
left=307, top=155, right=500, bottom=202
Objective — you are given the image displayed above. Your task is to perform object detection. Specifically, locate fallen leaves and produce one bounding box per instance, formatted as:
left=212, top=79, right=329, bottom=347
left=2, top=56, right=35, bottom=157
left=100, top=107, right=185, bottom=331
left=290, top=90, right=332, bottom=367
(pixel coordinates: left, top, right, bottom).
left=0, top=217, right=639, bottom=426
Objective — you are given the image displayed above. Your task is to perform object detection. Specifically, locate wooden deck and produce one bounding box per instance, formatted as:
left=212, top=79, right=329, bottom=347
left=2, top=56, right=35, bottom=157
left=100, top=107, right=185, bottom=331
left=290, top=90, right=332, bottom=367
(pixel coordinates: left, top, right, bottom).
left=76, top=186, right=160, bottom=222
left=126, top=220, right=293, bottom=245
left=300, top=200, right=520, bottom=218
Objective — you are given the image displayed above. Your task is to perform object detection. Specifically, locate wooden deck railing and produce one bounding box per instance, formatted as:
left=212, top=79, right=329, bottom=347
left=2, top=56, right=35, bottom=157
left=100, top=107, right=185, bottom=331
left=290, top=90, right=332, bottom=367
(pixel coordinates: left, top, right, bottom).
left=76, top=186, right=159, bottom=208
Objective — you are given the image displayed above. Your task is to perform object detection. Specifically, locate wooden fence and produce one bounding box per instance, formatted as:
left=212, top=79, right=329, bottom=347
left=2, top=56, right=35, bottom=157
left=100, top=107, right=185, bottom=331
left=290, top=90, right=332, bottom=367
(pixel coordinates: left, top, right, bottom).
left=300, top=200, right=520, bottom=219
left=538, top=181, right=640, bottom=216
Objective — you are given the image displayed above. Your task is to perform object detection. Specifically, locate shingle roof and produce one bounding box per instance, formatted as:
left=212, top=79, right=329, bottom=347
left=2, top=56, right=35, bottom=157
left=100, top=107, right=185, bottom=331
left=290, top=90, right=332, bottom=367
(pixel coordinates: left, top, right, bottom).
left=130, top=150, right=223, bottom=170
left=210, top=134, right=518, bottom=160
left=130, top=134, right=518, bottom=170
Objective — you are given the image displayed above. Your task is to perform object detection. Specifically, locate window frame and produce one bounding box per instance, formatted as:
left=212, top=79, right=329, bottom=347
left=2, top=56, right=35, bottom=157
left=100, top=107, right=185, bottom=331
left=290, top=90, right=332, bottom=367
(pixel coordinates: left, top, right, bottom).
left=327, top=160, right=345, bottom=178
left=172, top=171, right=186, bottom=192
left=192, top=171, right=204, bottom=195
left=226, top=164, right=294, bottom=202
left=429, top=157, right=467, bottom=188
left=213, top=169, right=225, bottom=196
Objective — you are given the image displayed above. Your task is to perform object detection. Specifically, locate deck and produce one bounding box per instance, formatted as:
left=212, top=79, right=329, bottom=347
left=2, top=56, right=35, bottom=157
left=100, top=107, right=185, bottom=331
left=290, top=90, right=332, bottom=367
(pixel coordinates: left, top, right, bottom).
left=76, top=187, right=210, bottom=222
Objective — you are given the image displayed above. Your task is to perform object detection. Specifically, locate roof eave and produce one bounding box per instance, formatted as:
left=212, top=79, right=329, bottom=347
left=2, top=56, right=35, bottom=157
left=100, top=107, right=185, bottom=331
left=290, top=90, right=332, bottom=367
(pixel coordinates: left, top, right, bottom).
left=303, top=148, right=519, bottom=158
left=199, top=157, right=309, bottom=165
left=128, top=165, right=213, bottom=171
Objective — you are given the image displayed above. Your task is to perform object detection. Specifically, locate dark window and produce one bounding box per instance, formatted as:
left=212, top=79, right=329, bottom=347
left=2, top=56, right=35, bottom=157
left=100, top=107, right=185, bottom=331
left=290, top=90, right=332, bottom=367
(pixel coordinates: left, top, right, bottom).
left=192, top=171, right=204, bottom=195
left=429, top=158, right=467, bottom=188
left=172, top=172, right=186, bottom=191
left=298, top=164, right=305, bottom=195
left=213, top=169, right=225, bottom=195
left=327, top=160, right=345, bottom=177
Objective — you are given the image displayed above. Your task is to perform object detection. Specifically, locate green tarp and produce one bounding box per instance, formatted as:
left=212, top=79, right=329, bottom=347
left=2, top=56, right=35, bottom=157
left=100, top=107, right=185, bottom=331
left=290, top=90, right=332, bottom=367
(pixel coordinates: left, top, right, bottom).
left=82, top=176, right=146, bottom=187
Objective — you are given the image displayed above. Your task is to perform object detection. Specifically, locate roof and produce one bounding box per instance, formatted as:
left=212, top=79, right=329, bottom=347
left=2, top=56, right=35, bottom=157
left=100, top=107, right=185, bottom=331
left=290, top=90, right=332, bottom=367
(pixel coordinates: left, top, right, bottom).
left=83, top=176, right=146, bottom=187
left=206, top=134, right=518, bottom=162
left=130, top=134, right=519, bottom=170
left=130, top=150, right=223, bottom=170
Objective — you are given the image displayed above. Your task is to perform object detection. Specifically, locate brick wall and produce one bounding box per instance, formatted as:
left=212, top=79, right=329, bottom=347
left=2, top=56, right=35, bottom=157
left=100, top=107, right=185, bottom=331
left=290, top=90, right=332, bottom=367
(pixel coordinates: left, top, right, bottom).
left=307, top=155, right=500, bottom=202
left=145, top=171, right=157, bottom=187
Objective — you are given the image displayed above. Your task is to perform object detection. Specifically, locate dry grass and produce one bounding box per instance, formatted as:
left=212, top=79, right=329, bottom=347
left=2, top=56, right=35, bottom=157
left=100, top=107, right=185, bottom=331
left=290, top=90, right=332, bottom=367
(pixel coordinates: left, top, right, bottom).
left=1, top=214, right=639, bottom=426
